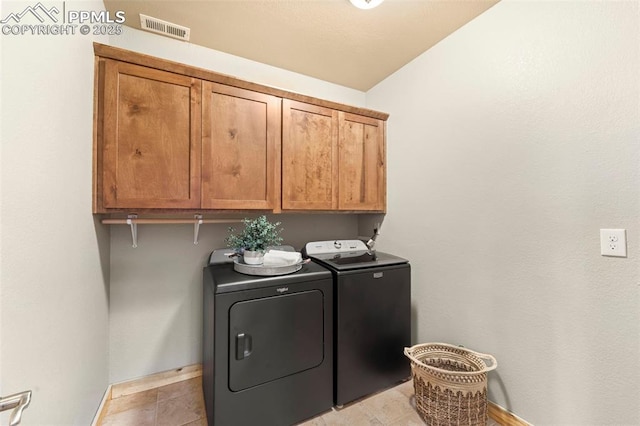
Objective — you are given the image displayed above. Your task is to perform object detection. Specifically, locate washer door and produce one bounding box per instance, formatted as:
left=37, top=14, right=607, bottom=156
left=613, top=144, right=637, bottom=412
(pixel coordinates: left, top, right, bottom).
left=228, top=290, right=324, bottom=391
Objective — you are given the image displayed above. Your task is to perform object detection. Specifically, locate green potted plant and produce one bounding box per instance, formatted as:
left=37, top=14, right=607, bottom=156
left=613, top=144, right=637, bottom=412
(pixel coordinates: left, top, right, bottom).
left=225, top=215, right=284, bottom=265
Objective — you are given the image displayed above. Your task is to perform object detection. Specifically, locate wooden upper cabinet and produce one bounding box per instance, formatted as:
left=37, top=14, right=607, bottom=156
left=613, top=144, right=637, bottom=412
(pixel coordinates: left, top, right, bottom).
left=282, top=101, right=386, bottom=212
left=201, top=82, right=281, bottom=210
left=93, top=44, right=388, bottom=214
left=99, top=59, right=201, bottom=210
left=338, top=112, right=386, bottom=211
left=282, top=100, right=338, bottom=210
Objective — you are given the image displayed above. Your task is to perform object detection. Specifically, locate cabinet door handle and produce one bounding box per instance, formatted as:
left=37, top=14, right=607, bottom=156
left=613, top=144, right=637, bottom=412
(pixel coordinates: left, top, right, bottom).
left=236, top=333, right=253, bottom=360
left=0, top=390, right=32, bottom=425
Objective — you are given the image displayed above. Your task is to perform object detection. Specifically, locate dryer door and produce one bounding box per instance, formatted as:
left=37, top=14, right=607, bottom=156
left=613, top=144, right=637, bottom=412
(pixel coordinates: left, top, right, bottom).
left=228, top=290, right=324, bottom=391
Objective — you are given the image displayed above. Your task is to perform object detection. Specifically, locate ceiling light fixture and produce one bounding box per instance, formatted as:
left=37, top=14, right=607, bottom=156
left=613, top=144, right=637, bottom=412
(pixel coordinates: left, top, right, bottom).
left=349, top=0, right=384, bottom=10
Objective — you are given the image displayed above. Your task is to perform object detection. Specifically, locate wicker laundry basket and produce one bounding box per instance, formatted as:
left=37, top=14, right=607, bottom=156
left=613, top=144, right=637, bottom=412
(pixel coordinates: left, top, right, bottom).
left=404, top=343, right=497, bottom=426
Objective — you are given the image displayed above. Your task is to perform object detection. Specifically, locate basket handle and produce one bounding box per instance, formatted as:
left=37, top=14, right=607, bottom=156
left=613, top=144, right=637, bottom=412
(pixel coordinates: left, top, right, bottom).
left=468, top=349, right=498, bottom=373
left=404, top=343, right=498, bottom=375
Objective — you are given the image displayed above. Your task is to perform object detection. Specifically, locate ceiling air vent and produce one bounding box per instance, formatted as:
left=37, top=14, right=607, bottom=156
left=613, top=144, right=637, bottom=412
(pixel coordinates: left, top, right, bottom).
left=139, top=14, right=190, bottom=41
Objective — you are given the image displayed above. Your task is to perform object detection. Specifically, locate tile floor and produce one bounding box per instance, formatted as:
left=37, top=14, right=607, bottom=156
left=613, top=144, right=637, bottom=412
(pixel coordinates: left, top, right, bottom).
left=99, top=377, right=500, bottom=426
left=100, top=378, right=206, bottom=426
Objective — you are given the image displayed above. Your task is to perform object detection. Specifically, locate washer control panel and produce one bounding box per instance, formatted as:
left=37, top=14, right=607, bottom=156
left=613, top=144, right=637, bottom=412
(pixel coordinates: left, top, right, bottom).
left=304, top=240, right=368, bottom=255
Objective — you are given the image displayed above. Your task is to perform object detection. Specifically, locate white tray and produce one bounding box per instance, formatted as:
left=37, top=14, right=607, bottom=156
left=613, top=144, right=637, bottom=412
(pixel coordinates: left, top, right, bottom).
left=233, top=258, right=304, bottom=276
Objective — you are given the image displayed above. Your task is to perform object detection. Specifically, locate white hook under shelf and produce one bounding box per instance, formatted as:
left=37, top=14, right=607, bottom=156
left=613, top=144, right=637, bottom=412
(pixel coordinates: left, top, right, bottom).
left=126, top=214, right=138, bottom=248
left=194, top=214, right=203, bottom=245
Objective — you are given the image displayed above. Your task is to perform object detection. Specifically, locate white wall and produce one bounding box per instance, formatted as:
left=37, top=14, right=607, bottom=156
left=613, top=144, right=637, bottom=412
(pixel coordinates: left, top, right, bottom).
left=365, top=1, right=639, bottom=425
left=109, top=25, right=366, bottom=108
left=107, top=27, right=364, bottom=383
left=0, top=1, right=111, bottom=424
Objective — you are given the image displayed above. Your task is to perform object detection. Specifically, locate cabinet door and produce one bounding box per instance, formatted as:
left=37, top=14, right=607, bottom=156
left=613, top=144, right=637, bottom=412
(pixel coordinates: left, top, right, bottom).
left=338, top=112, right=386, bottom=211
left=202, top=82, right=281, bottom=210
left=101, top=59, right=201, bottom=210
left=282, top=100, right=338, bottom=210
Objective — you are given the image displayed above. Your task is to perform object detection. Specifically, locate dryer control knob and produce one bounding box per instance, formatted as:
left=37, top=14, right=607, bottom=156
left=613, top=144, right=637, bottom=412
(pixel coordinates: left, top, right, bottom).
left=334, top=241, right=342, bottom=249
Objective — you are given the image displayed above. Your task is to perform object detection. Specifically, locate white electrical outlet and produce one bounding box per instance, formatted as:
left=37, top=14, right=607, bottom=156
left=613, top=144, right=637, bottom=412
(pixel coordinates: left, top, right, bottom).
left=600, top=229, right=627, bottom=257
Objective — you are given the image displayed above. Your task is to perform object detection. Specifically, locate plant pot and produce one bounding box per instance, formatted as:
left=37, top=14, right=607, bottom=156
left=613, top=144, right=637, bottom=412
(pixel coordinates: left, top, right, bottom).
left=243, top=250, right=265, bottom=265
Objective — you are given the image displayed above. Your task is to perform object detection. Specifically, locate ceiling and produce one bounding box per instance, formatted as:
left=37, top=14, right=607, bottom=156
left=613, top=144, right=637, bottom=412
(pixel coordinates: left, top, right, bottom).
left=104, top=0, right=500, bottom=91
